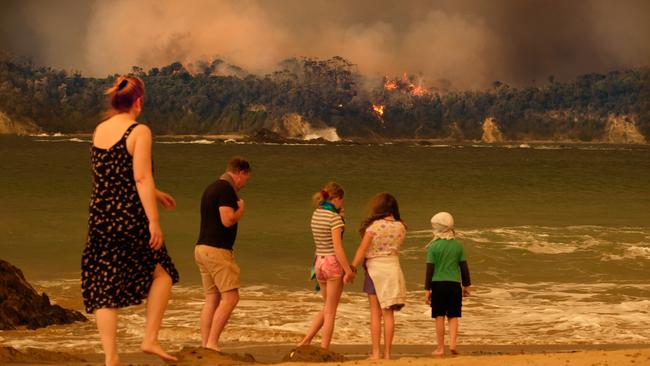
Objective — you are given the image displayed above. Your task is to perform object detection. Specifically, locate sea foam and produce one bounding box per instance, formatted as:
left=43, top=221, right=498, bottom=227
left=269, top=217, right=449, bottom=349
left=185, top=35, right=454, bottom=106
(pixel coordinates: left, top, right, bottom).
left=4, top=280, right=648, bottom=353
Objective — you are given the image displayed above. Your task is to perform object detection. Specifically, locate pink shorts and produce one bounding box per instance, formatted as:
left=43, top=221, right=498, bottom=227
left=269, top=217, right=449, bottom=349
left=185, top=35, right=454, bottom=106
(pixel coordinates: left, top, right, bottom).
left=315, top=255, right=343, bottom=281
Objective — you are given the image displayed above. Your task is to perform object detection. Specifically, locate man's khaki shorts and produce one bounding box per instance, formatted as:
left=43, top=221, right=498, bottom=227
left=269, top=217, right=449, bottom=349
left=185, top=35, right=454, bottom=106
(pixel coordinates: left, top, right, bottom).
left=194, top=245, right=241, bottom=294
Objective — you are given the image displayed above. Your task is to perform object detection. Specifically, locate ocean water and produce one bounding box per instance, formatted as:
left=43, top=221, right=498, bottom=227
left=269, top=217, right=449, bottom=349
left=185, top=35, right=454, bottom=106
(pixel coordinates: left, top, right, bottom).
left=0, top=135, right=649, bottom=352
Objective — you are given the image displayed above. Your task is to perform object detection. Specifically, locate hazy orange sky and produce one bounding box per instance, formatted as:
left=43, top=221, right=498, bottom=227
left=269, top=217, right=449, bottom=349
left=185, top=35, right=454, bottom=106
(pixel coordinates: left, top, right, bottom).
left=1, top=0, right=649, bottom=88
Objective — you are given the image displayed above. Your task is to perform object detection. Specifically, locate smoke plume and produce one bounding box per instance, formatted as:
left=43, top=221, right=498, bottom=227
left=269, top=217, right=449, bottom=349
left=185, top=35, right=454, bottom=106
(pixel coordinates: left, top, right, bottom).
left=1, top=0, right=649, bottom=88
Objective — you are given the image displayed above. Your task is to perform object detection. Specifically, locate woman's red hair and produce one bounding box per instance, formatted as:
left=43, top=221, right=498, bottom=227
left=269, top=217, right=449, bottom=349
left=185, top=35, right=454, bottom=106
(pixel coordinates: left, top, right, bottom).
left=104, top=75, right=145, bottom=116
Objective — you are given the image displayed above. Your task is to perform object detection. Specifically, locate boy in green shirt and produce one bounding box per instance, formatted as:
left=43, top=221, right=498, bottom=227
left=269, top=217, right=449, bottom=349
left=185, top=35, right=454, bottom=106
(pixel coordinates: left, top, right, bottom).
left=424, top=212, right=471, bottom=356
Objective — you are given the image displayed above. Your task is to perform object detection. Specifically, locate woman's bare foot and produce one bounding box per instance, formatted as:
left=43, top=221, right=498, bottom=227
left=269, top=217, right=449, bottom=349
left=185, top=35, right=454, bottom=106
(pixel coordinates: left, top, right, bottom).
left=450, top=349, right=459, bottom=355
left=367, top=353, right=381, bottom=360
left=140, top=341, right=178, bottom=362
left=383, top=353, right=391, bottom=360
left=431, top=348, right=445, bottom=357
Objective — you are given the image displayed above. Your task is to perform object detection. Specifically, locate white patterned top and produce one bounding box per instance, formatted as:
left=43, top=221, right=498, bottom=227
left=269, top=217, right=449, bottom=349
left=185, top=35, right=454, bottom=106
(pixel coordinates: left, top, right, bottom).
left=365, top=218, right=406, bottom=258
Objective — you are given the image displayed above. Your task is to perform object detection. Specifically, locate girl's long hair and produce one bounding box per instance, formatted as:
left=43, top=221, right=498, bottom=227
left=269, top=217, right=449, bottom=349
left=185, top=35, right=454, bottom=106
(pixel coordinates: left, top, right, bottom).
left=359, top=192, right=404, bottom=236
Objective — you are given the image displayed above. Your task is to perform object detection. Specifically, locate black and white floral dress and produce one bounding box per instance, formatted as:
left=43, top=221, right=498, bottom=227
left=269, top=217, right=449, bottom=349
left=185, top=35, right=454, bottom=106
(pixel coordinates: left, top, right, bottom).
left=81, top=123, right=179, bottom=314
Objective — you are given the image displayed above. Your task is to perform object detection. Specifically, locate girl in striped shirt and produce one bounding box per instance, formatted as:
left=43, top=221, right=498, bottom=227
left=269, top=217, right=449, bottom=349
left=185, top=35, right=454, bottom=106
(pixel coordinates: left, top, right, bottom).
left=298, top=182, right=356, bottom=349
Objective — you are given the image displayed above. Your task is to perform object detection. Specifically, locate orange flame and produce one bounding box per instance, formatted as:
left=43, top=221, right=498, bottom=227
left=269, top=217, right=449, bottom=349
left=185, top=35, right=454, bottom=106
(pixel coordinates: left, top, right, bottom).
left=410, top=85, right=427, bottom=96
left=372, top=104, right=385, bottom=117
left=383, top=73, right=429, bottom=96
left=384, top=80, right=398, bottom=91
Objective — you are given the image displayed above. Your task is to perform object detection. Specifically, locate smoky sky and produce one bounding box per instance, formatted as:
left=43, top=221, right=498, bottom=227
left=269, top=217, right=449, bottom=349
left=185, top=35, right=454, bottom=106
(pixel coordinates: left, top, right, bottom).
left=1, top=0, right=649, bottom=89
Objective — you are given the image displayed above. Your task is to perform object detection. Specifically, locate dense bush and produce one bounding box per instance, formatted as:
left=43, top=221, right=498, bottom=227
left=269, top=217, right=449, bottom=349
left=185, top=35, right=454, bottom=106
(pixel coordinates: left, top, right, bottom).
left=1, top=51, right=648, bottom=140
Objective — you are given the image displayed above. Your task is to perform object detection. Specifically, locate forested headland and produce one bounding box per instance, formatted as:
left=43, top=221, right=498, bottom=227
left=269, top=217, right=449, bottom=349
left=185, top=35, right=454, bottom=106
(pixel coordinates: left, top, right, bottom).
left=1, top=51, right=648, bottom=143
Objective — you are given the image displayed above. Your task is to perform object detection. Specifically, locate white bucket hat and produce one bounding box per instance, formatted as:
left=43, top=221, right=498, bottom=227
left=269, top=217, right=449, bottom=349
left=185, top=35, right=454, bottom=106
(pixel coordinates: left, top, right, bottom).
left=430, top=212, right=455, bottom=240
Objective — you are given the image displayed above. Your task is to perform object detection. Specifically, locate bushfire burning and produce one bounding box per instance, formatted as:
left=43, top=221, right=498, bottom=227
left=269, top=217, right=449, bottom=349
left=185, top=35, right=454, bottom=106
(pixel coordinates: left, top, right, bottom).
left=372, top=104, right=385, bottom=117
left=373, top=72, right=427, bottom=117
left=382, top=73, right=429, bottom=96
left=410, top=84, right=427, bottom=96
left=383, top=79, right=398, bottom=91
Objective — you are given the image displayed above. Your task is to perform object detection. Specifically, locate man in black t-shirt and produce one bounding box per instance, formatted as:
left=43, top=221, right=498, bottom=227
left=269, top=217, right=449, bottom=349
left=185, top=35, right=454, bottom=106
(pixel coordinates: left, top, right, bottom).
left=194, top=156, right=251, bottom=351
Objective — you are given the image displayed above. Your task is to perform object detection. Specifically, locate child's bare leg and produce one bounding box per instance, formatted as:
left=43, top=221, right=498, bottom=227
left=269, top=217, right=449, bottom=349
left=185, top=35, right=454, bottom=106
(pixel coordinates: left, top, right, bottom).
left=320, top=277, right=343, bottom=349
left=448, top=317, right=459, bottom=354
left=381, top=308, right=395, bottom=359
left=298, top=310, right=324, bottom=346
left=432, top=316, right=445, bottom=356
left=298, top=280, right=327, bottom=346
left=368, top=295, right=381, bottom=359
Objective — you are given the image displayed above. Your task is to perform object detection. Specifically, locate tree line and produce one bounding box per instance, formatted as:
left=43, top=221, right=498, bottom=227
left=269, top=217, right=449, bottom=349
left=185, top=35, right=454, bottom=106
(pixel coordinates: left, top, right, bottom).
left=1, top=51, right=649, bottom=141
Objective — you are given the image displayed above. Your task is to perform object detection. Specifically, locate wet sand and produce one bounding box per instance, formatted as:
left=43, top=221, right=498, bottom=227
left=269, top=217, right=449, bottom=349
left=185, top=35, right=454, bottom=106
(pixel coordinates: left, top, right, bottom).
left=3, top=343, right=650, bottom=365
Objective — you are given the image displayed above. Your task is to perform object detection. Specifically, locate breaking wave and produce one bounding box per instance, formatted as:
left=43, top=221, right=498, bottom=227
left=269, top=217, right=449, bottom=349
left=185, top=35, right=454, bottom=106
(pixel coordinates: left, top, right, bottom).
left=405, top=225, right=650, bottom=258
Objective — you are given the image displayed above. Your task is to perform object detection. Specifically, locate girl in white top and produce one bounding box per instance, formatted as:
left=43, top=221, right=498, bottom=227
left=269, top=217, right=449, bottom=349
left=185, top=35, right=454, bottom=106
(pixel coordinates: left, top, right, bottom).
left=351, top=192, right=407, bottom=360
left=298, top=182, right=355, bottom=349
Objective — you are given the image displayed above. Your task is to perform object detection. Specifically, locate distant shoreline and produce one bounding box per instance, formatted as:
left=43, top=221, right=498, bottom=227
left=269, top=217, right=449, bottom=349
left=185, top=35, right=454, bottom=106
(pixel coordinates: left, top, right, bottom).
left=14, top=132, right=650, bottom=147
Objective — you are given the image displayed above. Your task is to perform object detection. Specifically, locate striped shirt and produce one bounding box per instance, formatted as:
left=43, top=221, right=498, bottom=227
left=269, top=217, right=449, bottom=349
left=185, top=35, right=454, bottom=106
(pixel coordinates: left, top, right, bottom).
left=311, top=207, right=345, bottom=256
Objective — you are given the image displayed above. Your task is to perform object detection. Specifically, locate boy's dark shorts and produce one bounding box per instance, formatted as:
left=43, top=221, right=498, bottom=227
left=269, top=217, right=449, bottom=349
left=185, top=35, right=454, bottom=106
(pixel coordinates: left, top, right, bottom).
left=430, top=281, right=462, bottom=318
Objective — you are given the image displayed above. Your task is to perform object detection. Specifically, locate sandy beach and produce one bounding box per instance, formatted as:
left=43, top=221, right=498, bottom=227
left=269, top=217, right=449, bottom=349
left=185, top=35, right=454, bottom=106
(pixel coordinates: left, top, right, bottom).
left=2, top=343, right=650, bottom=365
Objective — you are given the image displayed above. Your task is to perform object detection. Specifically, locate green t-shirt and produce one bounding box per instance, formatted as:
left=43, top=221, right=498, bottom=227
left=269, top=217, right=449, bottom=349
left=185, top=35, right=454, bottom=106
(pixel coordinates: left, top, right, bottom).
left=426, top=239, right=466, bottom=283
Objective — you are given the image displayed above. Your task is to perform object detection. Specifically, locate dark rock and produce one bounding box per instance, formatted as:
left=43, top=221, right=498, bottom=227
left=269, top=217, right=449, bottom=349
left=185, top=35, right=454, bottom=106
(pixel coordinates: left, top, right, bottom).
left=0, top=346, right=86, bottom=363
left=0, top=259, right=87, bottom=330
left=175, top=346, right=256, bottom=365
left=282, top=345, right=345, bottom=363
left=304, top=137, right=332, bottom=144
left=250, top=128, right=288, bottom=143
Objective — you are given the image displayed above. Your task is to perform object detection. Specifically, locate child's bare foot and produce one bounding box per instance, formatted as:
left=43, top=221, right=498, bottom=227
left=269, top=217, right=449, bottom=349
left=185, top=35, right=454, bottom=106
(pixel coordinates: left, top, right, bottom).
left=431, top=348, right=445, bottom=357
left=368, top=350, right=381, bottom=360
left=105, top=354, right=121, bottom=366
left=296, top=340, right=311, bottom=347
left=204, top=344, right=222, bottom=352
left=450, top=349, right=459, bottom=355
left=383, top=353, right=391, bottom=360
left=140, top=341, right=178, bottom=362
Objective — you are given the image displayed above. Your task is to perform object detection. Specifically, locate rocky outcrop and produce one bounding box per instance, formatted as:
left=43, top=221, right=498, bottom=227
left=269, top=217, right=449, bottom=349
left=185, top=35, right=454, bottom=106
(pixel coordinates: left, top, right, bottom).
left=0, top=112, right=40, bottom=135
left=447, top=121, right=465, bottom=141
left=0, top=260, right=87, bottom=330
left=481, top=117, right=504, bottom=143
left=282, top=345, right=345, bottom=362
left=247, top=104, right=268, bottom=112
left=604, top=115, right=646, bottom=144
left=176, top=347, right=256, bottom=365
left=250, top=128, right=289, bottom=143
left=274, top=113, right=311, bottom=138
left=273, top=113, right=341, bottom=141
